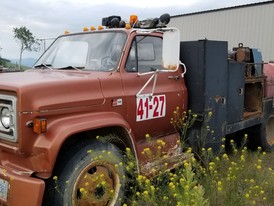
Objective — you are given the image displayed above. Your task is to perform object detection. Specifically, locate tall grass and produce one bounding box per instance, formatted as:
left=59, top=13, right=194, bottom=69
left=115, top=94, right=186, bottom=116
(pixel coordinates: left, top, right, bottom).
left=123, top=109, right=274, bottom=205
left=123, top=143, right=274, bottom=206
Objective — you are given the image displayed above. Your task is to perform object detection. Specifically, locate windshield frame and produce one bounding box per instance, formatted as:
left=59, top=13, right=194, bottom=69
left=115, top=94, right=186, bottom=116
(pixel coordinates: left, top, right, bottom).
left=34, top=30, right=128, bottom=72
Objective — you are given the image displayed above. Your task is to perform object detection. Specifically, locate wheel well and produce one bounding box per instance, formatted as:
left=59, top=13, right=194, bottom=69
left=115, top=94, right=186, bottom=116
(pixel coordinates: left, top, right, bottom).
left=55, top=126, right=135, bottom=169
left=227, top=123, right=271, bottom=151
left=225, top=127, right=253, bottom=152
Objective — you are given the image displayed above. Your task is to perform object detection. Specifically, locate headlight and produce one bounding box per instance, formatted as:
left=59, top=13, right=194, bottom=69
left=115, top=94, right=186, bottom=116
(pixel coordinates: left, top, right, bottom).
left=1, top=107, right=11, bottom=129
left=0, top=94, right=17, bottom=142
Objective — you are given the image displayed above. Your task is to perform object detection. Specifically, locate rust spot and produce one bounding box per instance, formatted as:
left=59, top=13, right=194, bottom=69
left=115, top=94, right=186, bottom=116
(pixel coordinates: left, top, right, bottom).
left=215, top=95, right=222, bottom=103
left=167, top=65, right=177, bottom=70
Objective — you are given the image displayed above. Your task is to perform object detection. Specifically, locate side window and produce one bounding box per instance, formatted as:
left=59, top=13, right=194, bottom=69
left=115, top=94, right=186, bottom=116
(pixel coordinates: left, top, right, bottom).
left=126, top=36, right=163, bottom=73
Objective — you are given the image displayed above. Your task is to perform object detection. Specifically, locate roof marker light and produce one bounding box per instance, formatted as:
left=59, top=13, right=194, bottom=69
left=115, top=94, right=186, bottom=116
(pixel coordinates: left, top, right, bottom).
left=98, top=25, right=104, bottom=30
left=83, top=27, right=89, bottom=32
left=90, top=26, right=96, bottom=31
left=130, top=15, right=138, bottom=26
left=125, top=23, right=131, bottom=29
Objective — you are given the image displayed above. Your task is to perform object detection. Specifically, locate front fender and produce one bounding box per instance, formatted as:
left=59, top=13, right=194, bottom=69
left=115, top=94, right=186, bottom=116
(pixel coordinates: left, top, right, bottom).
left=32, top=112, right=133, bottom=176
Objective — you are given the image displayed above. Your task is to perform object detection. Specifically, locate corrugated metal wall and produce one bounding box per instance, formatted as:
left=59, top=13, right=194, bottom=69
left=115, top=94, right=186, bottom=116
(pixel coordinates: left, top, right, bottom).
left=169, top=1, right=274, bottom=61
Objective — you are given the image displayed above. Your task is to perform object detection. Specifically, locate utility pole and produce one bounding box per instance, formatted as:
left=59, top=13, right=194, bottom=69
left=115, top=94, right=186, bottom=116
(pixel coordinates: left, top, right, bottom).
left=37, top=37, right=56, bottom=52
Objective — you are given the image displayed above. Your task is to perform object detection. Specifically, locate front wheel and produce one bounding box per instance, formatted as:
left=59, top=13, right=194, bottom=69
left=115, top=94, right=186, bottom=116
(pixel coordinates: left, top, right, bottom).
left=44, top=140, right=126, bottom=206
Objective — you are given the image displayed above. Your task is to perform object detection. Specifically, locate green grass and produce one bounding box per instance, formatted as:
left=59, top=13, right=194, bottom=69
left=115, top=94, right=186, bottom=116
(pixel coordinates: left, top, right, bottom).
left=2, top=62, right=30, bottom=70
left=123, top=145, right=274, bottom=206
left=198, top=147, right=274, bottom=206
left=123, top=107, right=274, bottom=205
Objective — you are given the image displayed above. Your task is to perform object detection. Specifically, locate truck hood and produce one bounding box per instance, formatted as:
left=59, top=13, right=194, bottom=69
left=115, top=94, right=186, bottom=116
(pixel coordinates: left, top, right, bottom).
left=0, top=70, right=105, bottom=112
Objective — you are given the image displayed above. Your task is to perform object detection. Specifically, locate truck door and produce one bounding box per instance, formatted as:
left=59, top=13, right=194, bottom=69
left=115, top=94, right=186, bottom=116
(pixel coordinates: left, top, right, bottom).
left=121, top=34, right=187, bottom=142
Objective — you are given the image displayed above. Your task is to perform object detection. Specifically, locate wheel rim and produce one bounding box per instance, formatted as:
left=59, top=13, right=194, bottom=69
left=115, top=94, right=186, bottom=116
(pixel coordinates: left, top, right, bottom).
left=266, top=116, right=274, bottom=146
left=72, top=161, right=120, bottom=206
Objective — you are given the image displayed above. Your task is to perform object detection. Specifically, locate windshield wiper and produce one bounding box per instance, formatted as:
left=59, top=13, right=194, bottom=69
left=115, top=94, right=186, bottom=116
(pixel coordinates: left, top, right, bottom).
left=34, top=64, right=53, bottom=70
left=56, top=66, right=84, bottom=71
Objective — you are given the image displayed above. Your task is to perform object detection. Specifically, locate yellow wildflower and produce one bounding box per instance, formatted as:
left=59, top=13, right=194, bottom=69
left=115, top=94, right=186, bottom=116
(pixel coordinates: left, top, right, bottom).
left=257, top=165, right=262, bottom=170
left=143, top=191, right=149, bottom=195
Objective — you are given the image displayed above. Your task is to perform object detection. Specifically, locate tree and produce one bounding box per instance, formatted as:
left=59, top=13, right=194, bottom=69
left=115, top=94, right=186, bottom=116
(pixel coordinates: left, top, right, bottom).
left=0, top=46, right=7, bottom=67
left=13, top=26, right=39, bottom=70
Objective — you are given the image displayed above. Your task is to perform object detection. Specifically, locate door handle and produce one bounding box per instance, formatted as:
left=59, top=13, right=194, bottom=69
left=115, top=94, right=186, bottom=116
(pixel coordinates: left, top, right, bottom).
left=168, top=76, right=180, bottom=80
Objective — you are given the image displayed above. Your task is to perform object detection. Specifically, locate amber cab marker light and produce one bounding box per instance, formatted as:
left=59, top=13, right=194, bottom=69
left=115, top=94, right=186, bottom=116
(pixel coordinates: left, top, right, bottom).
left=125, top=23, right=131, bottom=29
left=130, top=14, right=138, bottom=26
left=90, top=26, right=96, bottom=31
left=33, top=118, right=47, bottom=134
left=98, top=25, right=104, bottom=30
left=83, top=27, right=89, bottom=32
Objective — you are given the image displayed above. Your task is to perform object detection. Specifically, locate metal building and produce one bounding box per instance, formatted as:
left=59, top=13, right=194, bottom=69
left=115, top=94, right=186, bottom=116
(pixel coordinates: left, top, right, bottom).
left=169, top=1, right=274, bottom=62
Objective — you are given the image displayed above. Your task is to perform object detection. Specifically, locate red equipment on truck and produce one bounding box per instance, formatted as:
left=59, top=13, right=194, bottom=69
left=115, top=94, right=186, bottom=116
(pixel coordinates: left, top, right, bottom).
left=0, top=14, right=273, bottom=205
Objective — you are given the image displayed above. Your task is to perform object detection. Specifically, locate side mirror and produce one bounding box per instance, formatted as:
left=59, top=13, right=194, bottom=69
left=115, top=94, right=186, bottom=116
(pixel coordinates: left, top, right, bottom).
left=162, top=28, right=180, bottom=70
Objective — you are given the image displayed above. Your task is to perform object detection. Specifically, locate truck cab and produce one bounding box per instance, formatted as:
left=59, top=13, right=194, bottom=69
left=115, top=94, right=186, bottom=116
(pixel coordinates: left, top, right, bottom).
left=0, top=14, right=187, bottom=205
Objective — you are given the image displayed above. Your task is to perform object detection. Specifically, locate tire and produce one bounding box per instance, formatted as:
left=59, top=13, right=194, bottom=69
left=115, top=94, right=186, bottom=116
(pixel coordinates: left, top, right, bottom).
left=250, top=115, right=274, bottom=151
left=260, top=115, right=274, bottom=151
left=43, top=139, right=126, bottom=206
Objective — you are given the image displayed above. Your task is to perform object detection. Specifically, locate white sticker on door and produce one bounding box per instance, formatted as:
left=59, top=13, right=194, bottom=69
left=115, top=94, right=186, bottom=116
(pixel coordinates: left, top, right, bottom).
left=136, top=95, right=166, bottom=121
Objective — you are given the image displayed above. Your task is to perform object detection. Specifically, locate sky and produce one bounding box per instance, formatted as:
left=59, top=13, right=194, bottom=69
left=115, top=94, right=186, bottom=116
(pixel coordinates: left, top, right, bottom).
left=0, top=0, right=267, bottom=60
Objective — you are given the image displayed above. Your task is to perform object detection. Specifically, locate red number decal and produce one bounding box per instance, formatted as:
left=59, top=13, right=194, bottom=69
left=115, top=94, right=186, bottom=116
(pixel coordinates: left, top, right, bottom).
left=153, top=96, right=159, bottom=117
left=159, top=96, right=165, bottom=116
left=144, top=98, right=149, bottom=119
left=137, top=98, right=144, bottom=120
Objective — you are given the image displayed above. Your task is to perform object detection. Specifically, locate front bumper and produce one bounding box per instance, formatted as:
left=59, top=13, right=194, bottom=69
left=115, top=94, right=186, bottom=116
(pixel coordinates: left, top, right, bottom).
left=0, top=165, right=45, bottom=206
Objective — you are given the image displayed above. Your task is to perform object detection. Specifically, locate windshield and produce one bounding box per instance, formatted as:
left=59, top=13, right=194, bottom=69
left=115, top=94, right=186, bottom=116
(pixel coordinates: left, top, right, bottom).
left=34, top=31, right=127, bottom=71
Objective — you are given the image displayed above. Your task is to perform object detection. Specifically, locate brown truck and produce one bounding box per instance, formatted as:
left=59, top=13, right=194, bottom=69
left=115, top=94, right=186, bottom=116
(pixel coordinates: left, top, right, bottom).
left=0, top=14, right=273, bottom=205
